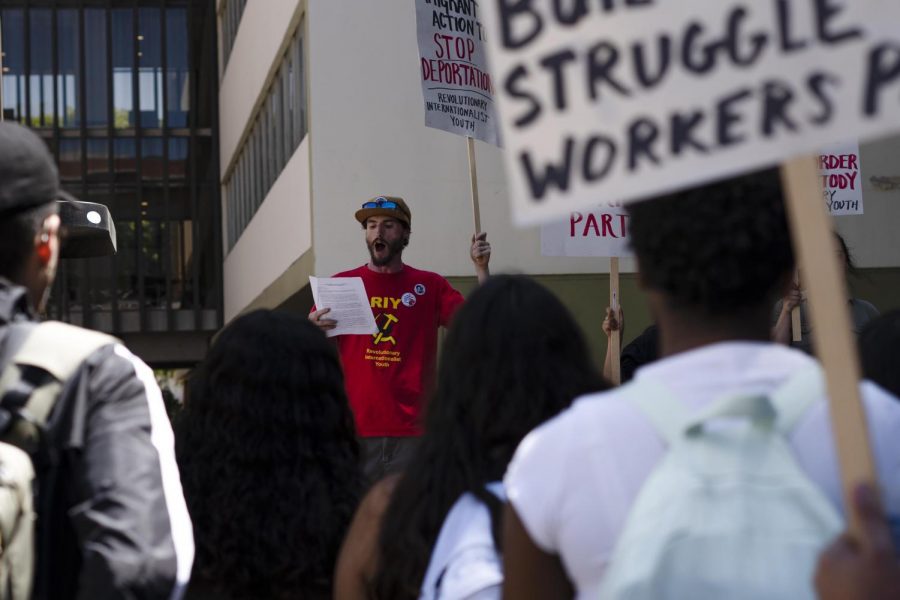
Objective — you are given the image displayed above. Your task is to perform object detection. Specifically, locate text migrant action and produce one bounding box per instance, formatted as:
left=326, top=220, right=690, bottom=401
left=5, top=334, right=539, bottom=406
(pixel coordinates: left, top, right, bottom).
left=496, top=0, right=900, bottom=200
left=429, top=0, right=485, bottom=36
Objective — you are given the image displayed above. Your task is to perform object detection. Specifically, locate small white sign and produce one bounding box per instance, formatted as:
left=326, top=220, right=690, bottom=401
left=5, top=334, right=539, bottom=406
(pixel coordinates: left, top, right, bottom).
left=416, top=0, right=501, bottom=146
left=541, top=202, right=632, bottom=257
left=819, top=141, right=863, bottom=215
left=309, top=276, right=378, bottom=338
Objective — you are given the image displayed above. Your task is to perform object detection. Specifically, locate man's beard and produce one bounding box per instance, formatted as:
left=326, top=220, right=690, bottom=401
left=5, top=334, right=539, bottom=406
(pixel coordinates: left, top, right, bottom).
left=367, top=237, right=405, bottom=266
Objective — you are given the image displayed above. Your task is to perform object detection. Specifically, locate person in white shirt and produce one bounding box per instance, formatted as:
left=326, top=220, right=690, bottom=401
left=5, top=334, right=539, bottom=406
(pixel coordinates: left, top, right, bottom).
left=333, top=275, right=606, bottom=600
left=502, top=170, right=900, bottom=599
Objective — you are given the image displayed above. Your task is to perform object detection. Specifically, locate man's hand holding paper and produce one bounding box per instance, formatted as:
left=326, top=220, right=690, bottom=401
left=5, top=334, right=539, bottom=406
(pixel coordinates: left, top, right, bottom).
left=309, top=276, right=378, bottom=338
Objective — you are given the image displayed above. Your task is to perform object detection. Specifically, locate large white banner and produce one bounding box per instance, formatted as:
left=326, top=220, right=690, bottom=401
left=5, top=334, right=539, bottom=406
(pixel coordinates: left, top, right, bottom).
left=541, top=202, right=632, bottom=257
left=416, top=0, right=501, bottom=146
left=480, top=0, right=900, bottom=225
left=819, top=141, right=863, bottom=215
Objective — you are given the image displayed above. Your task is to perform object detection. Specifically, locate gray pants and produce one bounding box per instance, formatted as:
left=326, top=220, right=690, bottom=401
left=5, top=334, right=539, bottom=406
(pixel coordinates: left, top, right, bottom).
left=361, top=436, right=420, bottom=483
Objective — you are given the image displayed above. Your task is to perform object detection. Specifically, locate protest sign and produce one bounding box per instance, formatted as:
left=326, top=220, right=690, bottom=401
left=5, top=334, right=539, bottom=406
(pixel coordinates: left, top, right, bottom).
left=416, top=0, right=501, bottom=147
left=541, top=202, right=631, bottom=257
left=819, top=141, right=864, bottom=215
left=541, top=202, right=631, bottom=383
left=480, top=0, right=900, bottom=226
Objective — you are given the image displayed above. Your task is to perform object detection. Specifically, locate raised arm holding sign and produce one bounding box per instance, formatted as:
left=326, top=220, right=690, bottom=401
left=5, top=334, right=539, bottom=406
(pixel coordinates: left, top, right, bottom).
left=542, top=203, right=632, bottom=382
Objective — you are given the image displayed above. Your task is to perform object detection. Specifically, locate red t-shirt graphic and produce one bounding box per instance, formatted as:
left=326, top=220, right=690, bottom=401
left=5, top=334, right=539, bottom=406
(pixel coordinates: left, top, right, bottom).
left=330, top=265, right=464, bottom=437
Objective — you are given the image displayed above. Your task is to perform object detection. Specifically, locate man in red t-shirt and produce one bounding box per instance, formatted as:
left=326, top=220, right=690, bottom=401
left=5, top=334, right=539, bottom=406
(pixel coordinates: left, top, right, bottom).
left=310, top=196, right=491, bottom=481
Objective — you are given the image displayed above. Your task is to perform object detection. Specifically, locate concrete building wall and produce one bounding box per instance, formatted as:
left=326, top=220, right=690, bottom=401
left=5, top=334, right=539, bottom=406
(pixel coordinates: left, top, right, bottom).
left=305, top=1, right=635, bottom=282
left=220, top=0, right=900, bottom=338
left=834, top=137, right=900, bottom=269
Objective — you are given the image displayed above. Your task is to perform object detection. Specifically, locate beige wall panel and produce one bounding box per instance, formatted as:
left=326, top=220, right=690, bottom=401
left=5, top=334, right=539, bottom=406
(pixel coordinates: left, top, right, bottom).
left=833, top=134, right=900, bottom=269
left=224, top=139, right=312, bottom=321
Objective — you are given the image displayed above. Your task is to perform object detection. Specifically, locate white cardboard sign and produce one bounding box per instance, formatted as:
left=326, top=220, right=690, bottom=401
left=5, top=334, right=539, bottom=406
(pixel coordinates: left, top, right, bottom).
left=416, top=0, right=501, bottom=146
left=541, top=203, right=632, bottom=257
left=819, top=141, right=863, bottom=215
left=480, top=0, right=900, bottom=225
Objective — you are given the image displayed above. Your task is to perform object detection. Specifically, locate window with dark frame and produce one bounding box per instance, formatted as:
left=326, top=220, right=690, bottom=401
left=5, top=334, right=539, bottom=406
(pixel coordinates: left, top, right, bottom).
left=223, top=24, right=306, bottom=251
left=219, top=0, right=246, bottom=73
left=0, top=1, right=222, bottom=336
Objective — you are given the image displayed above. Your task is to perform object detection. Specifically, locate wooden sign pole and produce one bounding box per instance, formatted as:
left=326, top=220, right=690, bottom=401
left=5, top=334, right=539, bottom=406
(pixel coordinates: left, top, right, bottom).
left=791, top=307, right=802, bottom=341
left=791, top=270, right=802, bottom=342
left=466, top=137, right=482, bottom=234
left=780, top=156, right=877, bottom=538
left=609, top=257, right=621, bottom=385
left=0, top=18, right=4, bottom=123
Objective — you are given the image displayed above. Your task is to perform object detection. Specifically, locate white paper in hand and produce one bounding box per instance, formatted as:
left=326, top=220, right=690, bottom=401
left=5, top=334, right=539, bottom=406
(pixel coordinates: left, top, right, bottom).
left=309, top=276, right=378, bottom=338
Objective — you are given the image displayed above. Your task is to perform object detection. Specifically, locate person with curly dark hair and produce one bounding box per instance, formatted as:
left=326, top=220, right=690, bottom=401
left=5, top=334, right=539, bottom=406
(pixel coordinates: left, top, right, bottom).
left=176, top=310, right=364, bottom=600
left=501, top=170, right=900, bottom=598
left=332, top=274, right=607, bottom=599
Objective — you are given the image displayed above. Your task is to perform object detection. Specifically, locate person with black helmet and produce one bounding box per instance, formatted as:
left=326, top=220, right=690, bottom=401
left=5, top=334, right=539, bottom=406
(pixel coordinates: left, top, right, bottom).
left=0, top=122, right=193, bottom=599
left=310, top=196, right=491, bottom=482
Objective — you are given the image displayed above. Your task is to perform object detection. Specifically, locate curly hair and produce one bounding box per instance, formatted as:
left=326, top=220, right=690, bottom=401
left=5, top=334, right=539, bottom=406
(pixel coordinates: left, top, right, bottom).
left=176, top=310, right=363, bottom=600
left=372, top=275, right=607, bottom=599
left=627, top=168, right=794, bottom=315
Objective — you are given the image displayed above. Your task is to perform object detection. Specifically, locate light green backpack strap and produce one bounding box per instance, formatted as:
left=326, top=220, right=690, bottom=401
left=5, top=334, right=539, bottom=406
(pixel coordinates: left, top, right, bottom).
left=0, top=322, right=118, bottom=450
left=627, top=366, right=822, bottom=446
left=771, top=364, right=825, bottom=435
left=624, top=379, right=692, bottom=446
left=684, top=393, right=777, bottom=436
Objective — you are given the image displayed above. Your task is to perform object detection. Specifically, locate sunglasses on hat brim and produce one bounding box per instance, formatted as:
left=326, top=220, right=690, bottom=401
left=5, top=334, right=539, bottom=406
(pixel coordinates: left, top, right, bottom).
left=361, top=199, right=400, bottom=210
